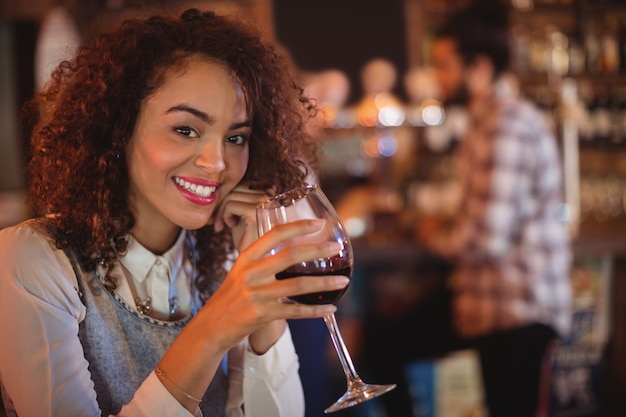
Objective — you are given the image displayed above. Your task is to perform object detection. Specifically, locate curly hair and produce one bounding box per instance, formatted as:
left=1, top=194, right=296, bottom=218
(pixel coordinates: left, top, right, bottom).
left=23, top=8, right=318, bottom=300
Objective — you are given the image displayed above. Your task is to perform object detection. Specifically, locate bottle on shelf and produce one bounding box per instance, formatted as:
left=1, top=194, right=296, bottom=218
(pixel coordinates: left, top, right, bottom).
left=600, top=15, right=620, bottom=74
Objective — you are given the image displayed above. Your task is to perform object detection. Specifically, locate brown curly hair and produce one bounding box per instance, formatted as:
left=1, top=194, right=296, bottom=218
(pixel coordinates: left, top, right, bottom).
left=23, top=8, right=318, bottom=300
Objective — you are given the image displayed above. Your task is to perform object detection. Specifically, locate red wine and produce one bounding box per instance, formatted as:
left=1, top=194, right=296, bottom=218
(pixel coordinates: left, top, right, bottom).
left=275, top=266, right=352, bottom=305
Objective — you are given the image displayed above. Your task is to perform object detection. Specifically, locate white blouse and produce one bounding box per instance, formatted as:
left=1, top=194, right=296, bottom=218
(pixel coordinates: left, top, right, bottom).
left=115, top=230, right=192, bottom=321
left=0, top=222, right=305, bottom=417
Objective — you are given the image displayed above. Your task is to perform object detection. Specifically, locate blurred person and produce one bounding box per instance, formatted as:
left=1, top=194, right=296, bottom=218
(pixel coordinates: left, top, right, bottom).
left=301, top=68, right=351, bottom=130
left=273, top=42, right=351, bottom=133
left=355, top=58, right=403, bottom=127
left=415, top=1, right=573, bottom=417
left=0, top=9, right=350, bottom=417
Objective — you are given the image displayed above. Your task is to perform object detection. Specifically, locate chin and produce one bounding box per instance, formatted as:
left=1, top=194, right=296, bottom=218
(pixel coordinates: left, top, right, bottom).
left=183, top=223, right=211, bottom=231
left=175, top=214, right=213, bottom=231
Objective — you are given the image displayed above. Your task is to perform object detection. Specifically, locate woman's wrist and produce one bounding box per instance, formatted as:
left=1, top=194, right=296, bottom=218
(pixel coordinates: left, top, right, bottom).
left=248, top=320, right=287, bottom=355
left=155, top=365, right=203, bottom=414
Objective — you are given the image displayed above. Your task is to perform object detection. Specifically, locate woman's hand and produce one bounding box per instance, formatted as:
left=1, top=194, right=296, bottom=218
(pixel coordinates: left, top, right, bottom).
left=198, top=219, right=349, bottom=353
left=211, top=185, right=273, bottom=252
left=158, top=219, right=349, bottom=408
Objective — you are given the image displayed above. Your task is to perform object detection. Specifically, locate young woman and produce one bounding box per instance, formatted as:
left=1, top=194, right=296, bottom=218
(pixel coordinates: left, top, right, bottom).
left=0, top=9, right=349, bottom=417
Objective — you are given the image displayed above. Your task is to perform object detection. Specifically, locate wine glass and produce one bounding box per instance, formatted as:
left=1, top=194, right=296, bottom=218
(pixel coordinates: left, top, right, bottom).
left=256, top=184, right=396, bottom=413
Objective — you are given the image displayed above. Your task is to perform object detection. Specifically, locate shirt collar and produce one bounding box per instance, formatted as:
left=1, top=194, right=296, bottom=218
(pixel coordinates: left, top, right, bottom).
left=120, top=230, right=187, bottom=283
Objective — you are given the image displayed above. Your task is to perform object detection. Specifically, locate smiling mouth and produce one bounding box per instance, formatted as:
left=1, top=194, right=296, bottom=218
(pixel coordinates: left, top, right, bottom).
left=174, top=177, right=216, bottom=198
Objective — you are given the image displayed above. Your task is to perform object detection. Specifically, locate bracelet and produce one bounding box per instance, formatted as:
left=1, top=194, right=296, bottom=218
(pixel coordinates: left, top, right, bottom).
left=155, top=365, right=202, bottom=404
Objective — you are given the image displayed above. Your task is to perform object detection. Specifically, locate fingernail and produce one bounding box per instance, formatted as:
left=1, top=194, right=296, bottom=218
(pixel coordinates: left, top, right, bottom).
left=324, top=305, right=338, bottom=313
left=337, top=276, right=350, bottom=286
left=327, top=242, right=342, bottom=252
left=309, top=219, right=326, bottom=227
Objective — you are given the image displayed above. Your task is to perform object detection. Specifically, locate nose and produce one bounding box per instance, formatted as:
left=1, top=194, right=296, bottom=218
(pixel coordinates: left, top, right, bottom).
left=195, top=138, right=226, bottom=173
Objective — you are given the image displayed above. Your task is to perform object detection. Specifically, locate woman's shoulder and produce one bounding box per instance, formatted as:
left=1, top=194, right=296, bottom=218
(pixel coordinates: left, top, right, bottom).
left=0, top=218, right=58, bottom=255
left=0, top=218, right=86, bottom=323
left=0, top=218, right=79, bottom=293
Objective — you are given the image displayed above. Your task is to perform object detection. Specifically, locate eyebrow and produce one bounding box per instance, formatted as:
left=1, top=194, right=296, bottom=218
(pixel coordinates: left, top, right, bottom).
left=230, top=120, right=252, bottom=130
left=167, top=104, right=212, bottom=124
left=166, top=104, right=251, bottom=130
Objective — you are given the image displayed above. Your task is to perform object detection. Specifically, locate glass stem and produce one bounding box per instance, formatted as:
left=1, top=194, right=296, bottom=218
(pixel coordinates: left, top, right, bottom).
left=323, top=313, right=363, bottom=387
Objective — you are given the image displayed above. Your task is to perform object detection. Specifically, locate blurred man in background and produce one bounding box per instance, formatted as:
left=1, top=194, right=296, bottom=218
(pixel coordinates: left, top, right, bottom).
left=416, top=1, right=572, bottom=416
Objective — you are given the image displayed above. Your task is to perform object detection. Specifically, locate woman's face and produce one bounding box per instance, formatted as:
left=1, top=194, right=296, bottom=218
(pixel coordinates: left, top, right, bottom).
left=126, top=58, right=250, bottom=247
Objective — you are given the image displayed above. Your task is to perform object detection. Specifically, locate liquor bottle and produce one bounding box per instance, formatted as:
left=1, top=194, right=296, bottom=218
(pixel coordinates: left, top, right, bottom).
left=584, top=20, right=602, bottom=75
left=590, top=86, right=612, bottom=146
left=610, top=87, right=626, bottom=146
left=568, top=28, right=586, bottom=76
left=600, top=16, right=620, bottom=74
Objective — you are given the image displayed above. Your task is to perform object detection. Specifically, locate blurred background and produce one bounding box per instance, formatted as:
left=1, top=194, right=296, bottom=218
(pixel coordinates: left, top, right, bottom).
left=1, top=1, right=626, bottom=416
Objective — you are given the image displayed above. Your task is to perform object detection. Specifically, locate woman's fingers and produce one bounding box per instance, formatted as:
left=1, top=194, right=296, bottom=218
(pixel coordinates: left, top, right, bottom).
left=244, top=219, right=328, bottom=257
left=267, top=273, right=349, bottom=302
left=256, top=239, right=342, bottom=276
left=236, top=228, right=349, bottom=313
left=231, top=274, right=347, bottom=324
left=248, top=301, right=336, bottom=325
left=208, top=217, right=348, bottom=340
left=212, top=185, right=273, bottom=251
left=212, top=185, right=270, bottom=232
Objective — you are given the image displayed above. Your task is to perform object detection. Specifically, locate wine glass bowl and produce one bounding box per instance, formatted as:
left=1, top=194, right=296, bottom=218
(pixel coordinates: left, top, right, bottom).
left=257, top=184, right=353, bottom=305
left=273, top=252, right=351, bottom=305
left=256, top=184, right=396, bottom=413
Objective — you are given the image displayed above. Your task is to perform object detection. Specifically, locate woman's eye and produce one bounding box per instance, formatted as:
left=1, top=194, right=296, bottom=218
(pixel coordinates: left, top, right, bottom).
left=226, top=134, right=248, bottom=146
left=175, top=126, right=199, bottom=138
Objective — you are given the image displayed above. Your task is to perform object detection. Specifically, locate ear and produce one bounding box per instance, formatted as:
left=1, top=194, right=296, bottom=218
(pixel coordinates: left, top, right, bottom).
left=465, top=54, right=495, bottom=95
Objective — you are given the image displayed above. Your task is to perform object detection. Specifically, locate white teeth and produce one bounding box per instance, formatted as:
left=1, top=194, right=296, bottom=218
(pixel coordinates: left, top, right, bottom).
left=175, top=177, right=215, bottom=197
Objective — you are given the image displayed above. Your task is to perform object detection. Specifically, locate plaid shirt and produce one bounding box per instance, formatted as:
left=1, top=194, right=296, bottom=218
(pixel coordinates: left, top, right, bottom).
left=426, top=93, right=572, bottom=338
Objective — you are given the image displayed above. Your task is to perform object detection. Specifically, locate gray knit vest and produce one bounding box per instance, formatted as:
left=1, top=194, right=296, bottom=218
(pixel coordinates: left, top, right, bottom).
left=1, top=221, right=228, bottom=416
left=73, top=255, right=229, bottom=416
